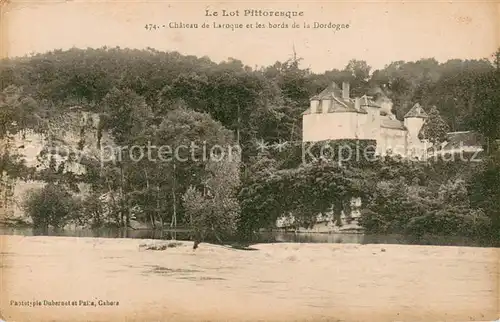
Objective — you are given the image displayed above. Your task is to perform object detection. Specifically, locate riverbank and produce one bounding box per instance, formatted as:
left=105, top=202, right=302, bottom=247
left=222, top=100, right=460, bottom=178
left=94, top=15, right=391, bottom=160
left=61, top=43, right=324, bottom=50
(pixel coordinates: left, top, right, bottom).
left=1, top=235, right=498, bottom=322
left=2, top=225, right=497, bottom=248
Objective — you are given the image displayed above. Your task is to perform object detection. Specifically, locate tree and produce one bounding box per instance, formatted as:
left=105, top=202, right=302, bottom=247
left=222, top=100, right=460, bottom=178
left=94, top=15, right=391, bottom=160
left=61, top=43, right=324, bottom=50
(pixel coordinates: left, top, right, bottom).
left=22, top=183, right=82, bottom=231
left=0, top=85, right=42, bottom=138
left=238, top=154, right=372, bottom=237
left=0, top=85, right=46, bottom=176
left=183, top=158, right=241, bottom=249
left=341, top=59, right=371, bottom=97
left=3, top=46, right=499, bottom=239
left=418, top=106, right=449, bottom=145
left=468, top=151, right=500, bottom=234
left=100, top=87, right=152, bottom=145
left=492, top=48, right=500, bottom=70
left=468, top=71, right=500, bottom=153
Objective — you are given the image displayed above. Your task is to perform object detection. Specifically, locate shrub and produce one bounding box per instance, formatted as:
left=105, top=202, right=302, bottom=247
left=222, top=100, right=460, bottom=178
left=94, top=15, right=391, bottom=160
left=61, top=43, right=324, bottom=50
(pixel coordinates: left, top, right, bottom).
left=360, top=177, right=491, bottom=238
left=23, top=183, right=81, bottom=230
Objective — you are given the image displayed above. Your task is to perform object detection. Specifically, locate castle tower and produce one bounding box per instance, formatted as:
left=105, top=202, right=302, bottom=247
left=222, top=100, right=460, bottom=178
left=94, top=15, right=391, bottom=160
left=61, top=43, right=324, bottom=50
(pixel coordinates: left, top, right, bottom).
left=359, top=95, right=381, bottom=141
left=404, top=103, right=428, bottom=157
left=378, top=96, right=394, bottom=117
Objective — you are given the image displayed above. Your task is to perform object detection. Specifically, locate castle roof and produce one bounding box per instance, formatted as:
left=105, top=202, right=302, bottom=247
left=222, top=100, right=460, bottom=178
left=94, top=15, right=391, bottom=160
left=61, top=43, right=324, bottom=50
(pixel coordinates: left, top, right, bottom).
left=303, top=83, right=408, bottom=131
left=426, top=131, right=484, bottom=154
left=381, top=117, right=406, bottom=130
left=324, top=98, right=360, bottom=113
left=443, top=131, right=483, bottom=150
left=358, top=95, right=381, bottom=109
left=305, top=83, right=381, bottom=115
left=310, top=82, right=343, bottom=100
left=404, top=103, right=428, bottom=119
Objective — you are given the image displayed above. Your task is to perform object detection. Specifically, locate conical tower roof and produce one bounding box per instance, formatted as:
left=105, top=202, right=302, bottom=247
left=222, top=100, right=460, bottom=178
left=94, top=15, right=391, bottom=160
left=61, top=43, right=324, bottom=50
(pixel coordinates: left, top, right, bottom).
left=404, top=103, right=428, bottom=119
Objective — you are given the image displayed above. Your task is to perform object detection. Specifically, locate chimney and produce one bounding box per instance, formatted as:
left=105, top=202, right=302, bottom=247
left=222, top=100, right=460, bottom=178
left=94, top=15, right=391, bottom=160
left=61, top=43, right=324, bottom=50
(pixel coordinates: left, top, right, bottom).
left=310, top=100, right=319, bottom=113
left=342, top=81, right=350, bottom=100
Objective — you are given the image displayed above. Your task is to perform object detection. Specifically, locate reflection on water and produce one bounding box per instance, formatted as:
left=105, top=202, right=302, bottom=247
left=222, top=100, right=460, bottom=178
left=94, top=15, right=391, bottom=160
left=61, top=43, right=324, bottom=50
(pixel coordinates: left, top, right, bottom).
left=260, top=231, right=496, bottom=247
left=0, top=227, right=496, bottom=248
left=0, top=227, right=189, bottom=240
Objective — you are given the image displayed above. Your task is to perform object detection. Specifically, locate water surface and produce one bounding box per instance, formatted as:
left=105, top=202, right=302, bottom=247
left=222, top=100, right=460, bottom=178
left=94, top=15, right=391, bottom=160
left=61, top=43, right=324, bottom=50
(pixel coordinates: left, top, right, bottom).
left=0, top=226, right=496, bottom=247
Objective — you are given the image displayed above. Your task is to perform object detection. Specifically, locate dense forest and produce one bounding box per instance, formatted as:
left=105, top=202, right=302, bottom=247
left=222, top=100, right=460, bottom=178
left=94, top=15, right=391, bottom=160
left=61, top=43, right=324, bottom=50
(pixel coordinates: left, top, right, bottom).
left=1, top=47, right=499, bottom=244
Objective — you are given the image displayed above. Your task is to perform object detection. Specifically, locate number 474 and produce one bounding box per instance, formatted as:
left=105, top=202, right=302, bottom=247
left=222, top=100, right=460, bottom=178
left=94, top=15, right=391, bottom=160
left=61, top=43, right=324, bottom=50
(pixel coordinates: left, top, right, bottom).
left=145, top=24, right=158, bottom=30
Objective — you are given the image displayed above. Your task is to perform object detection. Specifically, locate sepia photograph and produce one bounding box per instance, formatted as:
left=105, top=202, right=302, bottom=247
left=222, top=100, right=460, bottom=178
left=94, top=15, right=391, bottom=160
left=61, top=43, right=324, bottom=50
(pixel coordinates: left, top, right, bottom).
left=0, top=1, right=499, bottom=321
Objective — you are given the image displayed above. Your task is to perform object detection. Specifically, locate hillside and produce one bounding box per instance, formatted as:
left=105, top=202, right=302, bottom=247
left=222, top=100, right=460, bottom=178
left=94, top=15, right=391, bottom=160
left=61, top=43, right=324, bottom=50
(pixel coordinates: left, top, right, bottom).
left=1, top=47, right=499, bottom=241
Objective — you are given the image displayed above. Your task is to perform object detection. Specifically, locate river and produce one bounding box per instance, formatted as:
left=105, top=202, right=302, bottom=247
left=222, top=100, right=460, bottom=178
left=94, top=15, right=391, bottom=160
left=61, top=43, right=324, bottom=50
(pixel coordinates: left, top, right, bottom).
left=0, top=226, right=496, bottom=247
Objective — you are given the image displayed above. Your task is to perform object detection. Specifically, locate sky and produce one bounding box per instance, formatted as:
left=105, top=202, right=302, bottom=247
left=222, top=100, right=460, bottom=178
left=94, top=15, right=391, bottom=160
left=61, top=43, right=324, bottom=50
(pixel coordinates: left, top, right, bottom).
left=2, top=1, right=499, bottom=72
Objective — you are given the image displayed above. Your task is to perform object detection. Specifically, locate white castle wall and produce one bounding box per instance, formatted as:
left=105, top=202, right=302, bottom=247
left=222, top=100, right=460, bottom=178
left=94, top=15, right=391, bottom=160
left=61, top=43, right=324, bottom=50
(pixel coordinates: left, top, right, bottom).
left=303, top=112, right=358, bottom=142
left=303, top=107, right=426, bottom=158
left=379, top=128, right=408, bottom=156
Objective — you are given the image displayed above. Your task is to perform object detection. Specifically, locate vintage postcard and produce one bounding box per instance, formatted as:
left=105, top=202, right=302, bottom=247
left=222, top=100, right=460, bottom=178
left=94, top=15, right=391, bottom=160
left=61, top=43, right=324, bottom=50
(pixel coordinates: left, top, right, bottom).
left=0, top=0, right=499, bottom=321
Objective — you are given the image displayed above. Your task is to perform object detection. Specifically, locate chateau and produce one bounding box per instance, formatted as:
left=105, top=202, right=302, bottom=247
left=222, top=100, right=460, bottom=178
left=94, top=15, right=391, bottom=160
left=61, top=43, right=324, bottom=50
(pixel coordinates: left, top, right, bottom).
left=302, top=82, right=429, bottom=158
left=294, top=81, right=486, bottom=232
